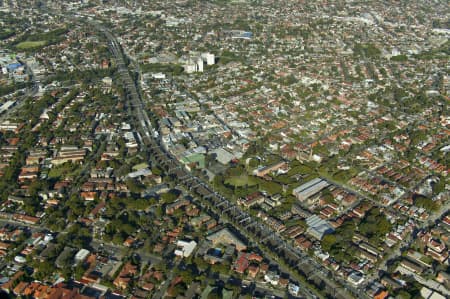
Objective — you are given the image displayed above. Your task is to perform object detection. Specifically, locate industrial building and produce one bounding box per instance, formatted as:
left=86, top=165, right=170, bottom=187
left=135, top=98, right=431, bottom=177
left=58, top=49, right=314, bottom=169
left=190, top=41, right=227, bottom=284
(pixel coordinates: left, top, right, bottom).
left=292, top=178, right=330, bottom=202
left=306, top=215, right=334, bottom=240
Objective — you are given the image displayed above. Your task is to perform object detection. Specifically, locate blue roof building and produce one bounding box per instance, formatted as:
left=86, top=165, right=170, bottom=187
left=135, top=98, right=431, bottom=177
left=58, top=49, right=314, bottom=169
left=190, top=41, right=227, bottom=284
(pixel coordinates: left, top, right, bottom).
left=6, top=62, right=22, bottom=72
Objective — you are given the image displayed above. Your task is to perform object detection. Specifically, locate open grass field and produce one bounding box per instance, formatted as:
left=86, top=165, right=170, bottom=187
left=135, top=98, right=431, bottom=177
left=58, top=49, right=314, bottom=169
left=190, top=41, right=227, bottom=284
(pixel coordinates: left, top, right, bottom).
left=48, top=163, right=80, bottom=179
left=225, top=175, right=258, bottom=187
left=16, top=40, right=46, bottom=49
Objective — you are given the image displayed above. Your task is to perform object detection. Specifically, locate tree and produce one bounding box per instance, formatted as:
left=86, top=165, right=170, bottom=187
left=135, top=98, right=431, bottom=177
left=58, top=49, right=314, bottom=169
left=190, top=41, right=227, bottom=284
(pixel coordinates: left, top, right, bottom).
left=60, top=266, right=73, bottom=280
left=358, top=208, right=392, bottom=243
left=432, top=178, right=445, bottom=194
left=170, top=282, right=187, bottom=297
left=125, top=178, right=145, bottom=193
left=207, top=288, right=222, bottom=299
left=391, top=54, right=408, bottom=62
left=321, top=234, right=337, bottom=252
left=152, top=166, right=163, bottom=176
left=397, top=290, right=411, bottom=299
left=22, top=196, right=41, bottom=215
left=112, top=233, right=125, bottom=244
left=34, top=261, right=54, bottom=281
left=160, top=189, right=180, bottom=203
left=178, top=269, right=195, bottom=284
left=74, top=263, right=88, bottom=280
left=28, top=180, right=48, bottom=197
left=414, top=195, right=438, bottom=211
left=258, top=179, right=282, bottom=195
left=66, top=195, right=85, bottom=220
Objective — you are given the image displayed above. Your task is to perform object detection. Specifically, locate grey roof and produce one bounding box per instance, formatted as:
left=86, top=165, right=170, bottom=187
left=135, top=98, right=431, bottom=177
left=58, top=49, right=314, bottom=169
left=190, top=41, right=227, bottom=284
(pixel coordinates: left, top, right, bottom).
left=306, top=215, right=334, bottom=240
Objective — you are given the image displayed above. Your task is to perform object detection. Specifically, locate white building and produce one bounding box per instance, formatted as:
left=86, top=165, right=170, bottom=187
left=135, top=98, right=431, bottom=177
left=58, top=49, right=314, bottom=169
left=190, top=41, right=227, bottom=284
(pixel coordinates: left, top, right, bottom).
left=151, top=72, right=166, bottom=79
left=14, top=255, right=26, bottom=263
left=184, top=60, right=197, bottom=74
left=196, top=57, right=204, bottom=72
left=201, top=53, right=215, bottom=65
left=348, top=272, right=364, bottom=285
left=264, top=272, right=280, bottom=286
left=102, top=77, right=113, bottom=86
left=184, top=53, right=214, bottom=73
left=288, top=283, right=300, bottom=296
left=174, top=240, right=197, bottom=258
left=74, top=249, right=90, bottom=264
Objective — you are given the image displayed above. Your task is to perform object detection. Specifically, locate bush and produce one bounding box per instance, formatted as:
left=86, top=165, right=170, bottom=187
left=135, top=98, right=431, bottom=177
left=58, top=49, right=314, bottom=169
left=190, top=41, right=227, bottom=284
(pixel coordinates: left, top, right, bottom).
left=390, top=54, right=408, bottom=62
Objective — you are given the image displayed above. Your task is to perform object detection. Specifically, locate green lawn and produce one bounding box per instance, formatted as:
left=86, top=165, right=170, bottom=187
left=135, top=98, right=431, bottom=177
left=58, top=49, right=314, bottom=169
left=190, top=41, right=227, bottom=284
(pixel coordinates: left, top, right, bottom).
left=287, top=165, right=314, bottom=176
left=225, top=175, right=258, bottom=187
left=48, top=163, right=79, bottom=179
left=16, top=40, right=47, bottom=50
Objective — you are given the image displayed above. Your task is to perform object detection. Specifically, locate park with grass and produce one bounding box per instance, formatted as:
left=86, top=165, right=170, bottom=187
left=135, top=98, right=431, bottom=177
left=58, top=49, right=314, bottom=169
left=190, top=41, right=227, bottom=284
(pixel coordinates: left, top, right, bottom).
left=16, top=40, right=47, bottom=50
left=13, top=27, right=68, bottom=51
left=225, top=174, right=258, bottom=187
left=47, top=162, right=80, bottom=180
